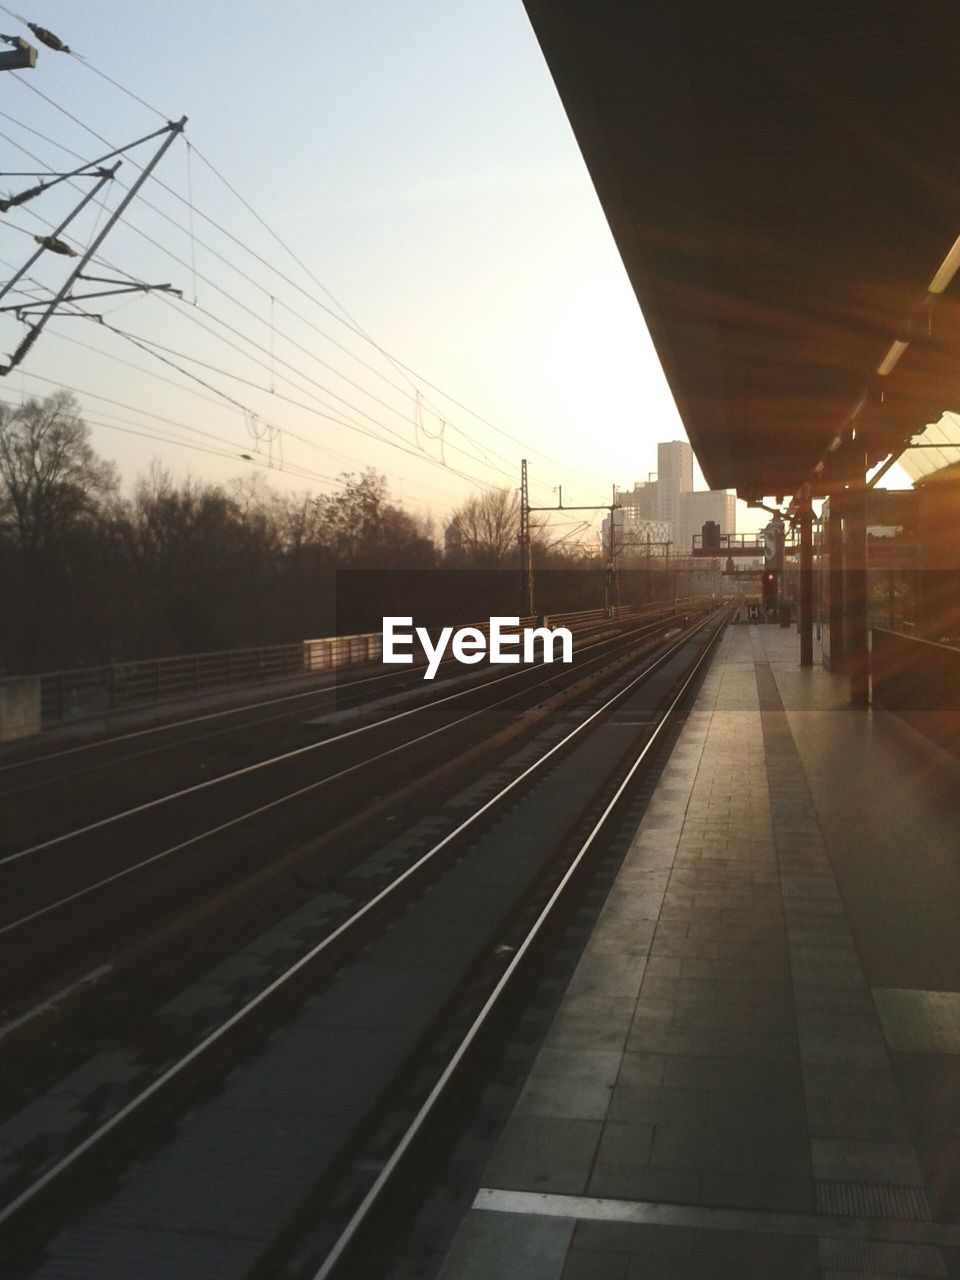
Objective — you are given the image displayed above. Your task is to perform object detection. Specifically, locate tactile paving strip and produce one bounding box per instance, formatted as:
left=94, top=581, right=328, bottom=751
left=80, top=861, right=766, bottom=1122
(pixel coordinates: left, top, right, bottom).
left=816, top=1182, right=932, bottom=1222
left=756, top=661, right=937, bottom=1239
left=818, top=1236, right=947, bottom=1277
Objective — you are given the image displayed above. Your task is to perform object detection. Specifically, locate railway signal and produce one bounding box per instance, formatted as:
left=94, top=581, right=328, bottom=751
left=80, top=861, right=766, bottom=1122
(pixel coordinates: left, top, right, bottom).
left=762, top=568, right=777, bottom=614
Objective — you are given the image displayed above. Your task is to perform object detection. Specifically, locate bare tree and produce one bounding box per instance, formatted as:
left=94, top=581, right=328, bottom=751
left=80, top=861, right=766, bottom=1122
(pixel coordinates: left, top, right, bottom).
left=313, top=470, right=437, bottom=567
left=0, top=392, right=117, bottom=555
left=446, top=487, right=519, bottom=567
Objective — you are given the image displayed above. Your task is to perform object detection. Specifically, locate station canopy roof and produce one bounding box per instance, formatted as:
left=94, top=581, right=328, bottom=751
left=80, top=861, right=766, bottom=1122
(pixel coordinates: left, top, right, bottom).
left=897, top=413, right=960, bottom=485
left=521, top=1, right=960, bottom=502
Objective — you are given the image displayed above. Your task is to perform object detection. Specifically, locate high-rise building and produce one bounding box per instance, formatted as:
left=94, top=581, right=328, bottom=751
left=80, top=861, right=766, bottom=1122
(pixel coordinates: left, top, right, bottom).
left=602, top=508, right=671, bottom=559
left=655, top=441, right=693, bottom=534
left=657, top=440, right=694, bottom=494
left=614, top=481, right=657, bottom=521
left=675, top=489, right=737, bottom=557
left=615, top=438, right=734, bottom=557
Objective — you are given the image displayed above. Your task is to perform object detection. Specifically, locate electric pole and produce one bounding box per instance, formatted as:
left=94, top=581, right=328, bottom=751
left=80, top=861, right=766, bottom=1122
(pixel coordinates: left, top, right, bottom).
left=609, top=483, right=621, bottom=611
left=519, top=458, right=534, bottom=616
left=523, top=464, right=620, bottom=612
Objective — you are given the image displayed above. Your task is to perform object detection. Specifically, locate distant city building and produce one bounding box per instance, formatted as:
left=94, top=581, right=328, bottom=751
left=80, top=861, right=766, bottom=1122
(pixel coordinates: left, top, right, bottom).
left=653, top=440, right=693, bottom=536
left=602, top=509, right=671, bottom=560
left=675, top=489, right=737, bottom=558
left=614, top=480, right=657, bottom=521
left=613, top=439, right=735, bottom=558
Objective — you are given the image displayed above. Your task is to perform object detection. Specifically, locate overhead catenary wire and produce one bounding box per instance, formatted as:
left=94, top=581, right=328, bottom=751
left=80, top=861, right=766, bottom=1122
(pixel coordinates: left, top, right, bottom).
left=2, top=359, right=453, bottom=518
left=0, top=130, right=562, bottom=509
left=3, top=77, right=607, bottom=503
left=1, top=65, right=612, bottom=536
left=8, top=195, right=523, bottom=492
left=2, top=287, right=595, bottom=532
left=3, top=200, right=427, bottom=460
left=0, top=126, right=526, bottom=490
left=90, top=316, right=512, bottom=491
left=18, top=285, right=509, bottom=498
left=0, top=391, right=439, bottom=514
left=0, top=249, right=516, bottom=519
left=0, top=393, right=322, bottom=476
left=8, top=359, right=463, bottom=512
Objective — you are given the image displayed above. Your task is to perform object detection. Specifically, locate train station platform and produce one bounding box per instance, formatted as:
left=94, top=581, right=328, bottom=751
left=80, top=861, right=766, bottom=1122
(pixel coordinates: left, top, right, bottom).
left=436, top=623, right=960, bottom=1280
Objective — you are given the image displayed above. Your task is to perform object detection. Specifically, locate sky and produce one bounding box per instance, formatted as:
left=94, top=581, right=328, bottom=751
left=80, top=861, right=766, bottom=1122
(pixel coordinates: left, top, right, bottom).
left=0, top=1, right=803, bottom=543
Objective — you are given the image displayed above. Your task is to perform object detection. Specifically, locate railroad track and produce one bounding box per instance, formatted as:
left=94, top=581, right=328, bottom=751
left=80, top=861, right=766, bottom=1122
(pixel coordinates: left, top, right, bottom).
left=0, top=607, right=665, bottom=851
left=0, top=607, right=701, bottom=1012
left=1, top=604, right=730, bottom=1278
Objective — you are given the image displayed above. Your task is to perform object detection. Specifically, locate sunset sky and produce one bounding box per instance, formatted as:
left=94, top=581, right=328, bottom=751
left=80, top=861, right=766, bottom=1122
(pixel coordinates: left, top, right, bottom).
left=1, top=0, right=881, bottom=543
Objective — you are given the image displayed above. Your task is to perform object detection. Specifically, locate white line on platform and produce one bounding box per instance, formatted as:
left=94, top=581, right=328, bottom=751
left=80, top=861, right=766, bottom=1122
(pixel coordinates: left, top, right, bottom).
left=472, top=1188, right=960, bottom=1248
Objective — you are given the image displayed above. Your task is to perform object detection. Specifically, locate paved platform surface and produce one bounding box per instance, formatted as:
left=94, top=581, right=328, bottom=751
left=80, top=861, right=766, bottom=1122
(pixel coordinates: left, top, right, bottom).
left=436, top=624, right=960, bottom=1279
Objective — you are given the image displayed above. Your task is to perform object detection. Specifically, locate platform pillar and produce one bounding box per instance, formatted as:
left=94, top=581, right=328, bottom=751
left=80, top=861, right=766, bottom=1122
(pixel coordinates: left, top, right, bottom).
left=798, top=487, right=814, bottom=667
left=846, top=474, right=869, bottom=705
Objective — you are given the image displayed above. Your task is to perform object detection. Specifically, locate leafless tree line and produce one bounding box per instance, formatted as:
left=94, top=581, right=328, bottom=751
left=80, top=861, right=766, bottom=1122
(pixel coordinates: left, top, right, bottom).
left=0, top=393, right=598, bottom=672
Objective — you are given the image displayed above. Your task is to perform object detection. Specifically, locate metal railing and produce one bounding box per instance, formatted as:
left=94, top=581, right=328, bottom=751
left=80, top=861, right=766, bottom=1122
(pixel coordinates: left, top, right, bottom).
left=17, top=642, right=312, bottom=729
left=1, top=599, right=695, bottom=734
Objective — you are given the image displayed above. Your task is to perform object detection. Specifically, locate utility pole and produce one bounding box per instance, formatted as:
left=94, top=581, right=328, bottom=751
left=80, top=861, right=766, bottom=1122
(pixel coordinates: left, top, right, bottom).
left=1, top=117, right=187, bottom=376
left=609, top=484, right=620, bottom=611
left=519, top=458, right=534, bottom=616
left=524, top=466, right=620, bottom=612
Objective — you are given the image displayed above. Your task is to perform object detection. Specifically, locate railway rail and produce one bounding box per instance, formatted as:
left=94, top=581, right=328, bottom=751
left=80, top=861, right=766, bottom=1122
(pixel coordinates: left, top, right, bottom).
left=0, top=606, right=702, bottom=1008
left=0, top=604, right=676, bottom=850
left=1, top=603, right=730, bottom=1278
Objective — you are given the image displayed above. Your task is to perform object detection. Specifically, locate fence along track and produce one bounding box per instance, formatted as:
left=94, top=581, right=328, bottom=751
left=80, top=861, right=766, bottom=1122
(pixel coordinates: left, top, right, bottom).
left=0, top=604, right=675, bottom=779
left=4, top=604, right=658, bottom=732
left=0, top=607, right=692, bottom=875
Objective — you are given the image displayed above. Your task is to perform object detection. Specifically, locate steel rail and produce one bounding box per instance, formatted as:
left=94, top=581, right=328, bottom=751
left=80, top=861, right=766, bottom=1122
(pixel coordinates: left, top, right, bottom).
left=312, top=605, right=731, bottom=1279
left=0, top=617, right=632, bottom=811
left=0, top=613, right=692, bottom=937
left=0, top=611, right=684, bottom=868
left=0, top=608, right=725, bottom=1237
left=0, top=660, right=438, bottom=778
left=0, top=606, right=656, bottom=777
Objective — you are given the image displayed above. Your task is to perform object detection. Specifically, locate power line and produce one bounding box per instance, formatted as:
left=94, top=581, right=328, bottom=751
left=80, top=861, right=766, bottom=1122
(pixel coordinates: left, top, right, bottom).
left=4, top=76, right=606, bottom=502
left=0, top=125, right=523, bottom=488
left=69, top=54, right=169, bottom=123
left=0, top=269, right=478, bottom=518
left=15, top=293, right=502, bottom=498
left=8, top=192, right=522, bottom=492
left=89, top=316, right=510, bottom=491
left=2, top=63, right=612, bottom=523
left=8, top=360, right=465, bottom=512
left=0, top=128, right=555, bottom=506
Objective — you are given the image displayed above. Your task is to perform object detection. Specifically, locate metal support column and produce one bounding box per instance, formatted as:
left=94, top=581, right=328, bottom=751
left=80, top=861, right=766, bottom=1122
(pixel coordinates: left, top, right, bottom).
left=519, top=459, right=534, bottom=616
left=846, top=472, right=869, bottom=705
left=823, top=495, right=845, bottom=670
left=798, top=486, right=814, bottom=667
left=610, top=484, right=621, bottom=611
